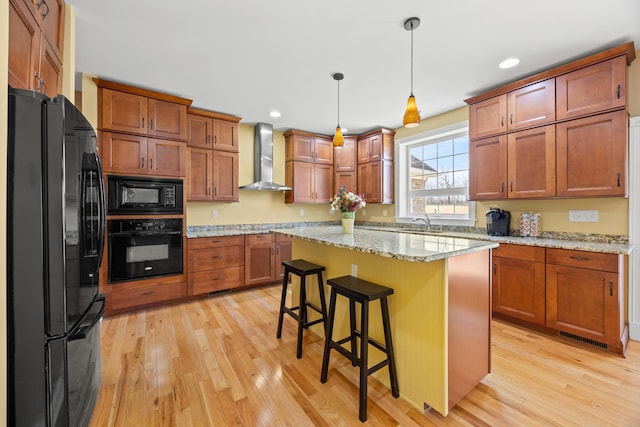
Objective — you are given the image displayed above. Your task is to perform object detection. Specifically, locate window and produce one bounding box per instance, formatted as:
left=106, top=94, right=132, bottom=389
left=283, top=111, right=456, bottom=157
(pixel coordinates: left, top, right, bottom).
left=396, top=122, right=475, bottom=226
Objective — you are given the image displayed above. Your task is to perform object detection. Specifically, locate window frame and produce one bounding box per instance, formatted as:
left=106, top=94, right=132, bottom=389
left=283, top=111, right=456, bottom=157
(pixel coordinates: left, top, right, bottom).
left=395, top=121, right=476, bottom=226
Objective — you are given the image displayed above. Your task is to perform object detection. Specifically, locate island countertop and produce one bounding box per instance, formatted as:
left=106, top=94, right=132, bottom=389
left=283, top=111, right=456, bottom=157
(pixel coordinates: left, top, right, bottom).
left=270, top=226, right=498, bottom=263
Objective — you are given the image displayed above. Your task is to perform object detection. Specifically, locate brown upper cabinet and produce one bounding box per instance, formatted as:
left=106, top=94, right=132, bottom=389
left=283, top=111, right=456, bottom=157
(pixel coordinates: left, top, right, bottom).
left=287, top=133, right=334, bottom=165
left=9, top=0, right=64, bottom=98
left=556, top=56, right=627, bottom=120
left=334, top=136, right=357, bottom=194
left=357, top=128, right=395, bottom=204
left=357, top=129, right=394, bottom=163
left=466, top=42, right=635, bottom=200
left=96, top=79, right=191, bottom=141
left=284, top=130, right=334, bottom=204
left=185, top=107, right=241, bottom=202
left=187, top=108, right=240, bottom=152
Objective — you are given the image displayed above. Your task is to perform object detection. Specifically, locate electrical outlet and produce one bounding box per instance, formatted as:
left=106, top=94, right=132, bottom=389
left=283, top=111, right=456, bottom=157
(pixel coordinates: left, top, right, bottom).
left=383, top=210, right=387, bottom=217
left=568, top=210, right=599, bottom=222
left=351, top=264, right=358, bottom=277
left=211, top=210, right=218, bottom=219
left=299, top=209, right=304, bottom=217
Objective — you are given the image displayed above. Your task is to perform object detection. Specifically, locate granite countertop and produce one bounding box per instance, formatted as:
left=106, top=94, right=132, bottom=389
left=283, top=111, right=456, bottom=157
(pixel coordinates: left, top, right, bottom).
left=270, top=226, right=498, bottom=263
left=187, top=222, right=633, bottom=255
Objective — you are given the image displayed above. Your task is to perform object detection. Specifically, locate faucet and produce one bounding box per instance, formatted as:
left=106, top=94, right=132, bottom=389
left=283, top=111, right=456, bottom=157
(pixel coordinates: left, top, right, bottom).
left=412, top=213, right=431, bottom=231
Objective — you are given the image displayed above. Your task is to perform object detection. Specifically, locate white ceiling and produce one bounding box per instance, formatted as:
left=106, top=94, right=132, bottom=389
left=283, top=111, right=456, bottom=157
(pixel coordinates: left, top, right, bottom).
left=67, top=0, right=640, bottom=136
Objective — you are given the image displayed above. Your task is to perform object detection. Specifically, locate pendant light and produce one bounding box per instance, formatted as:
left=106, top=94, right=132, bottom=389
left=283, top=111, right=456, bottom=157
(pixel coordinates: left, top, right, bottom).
left=333, top=72, right=344, bottom=147
left=403, top=17, right=421, bottom=128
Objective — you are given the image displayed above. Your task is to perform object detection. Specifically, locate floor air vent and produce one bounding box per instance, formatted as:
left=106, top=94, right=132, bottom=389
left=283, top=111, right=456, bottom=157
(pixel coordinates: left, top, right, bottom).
left=558, top=331, right=608, bottom=350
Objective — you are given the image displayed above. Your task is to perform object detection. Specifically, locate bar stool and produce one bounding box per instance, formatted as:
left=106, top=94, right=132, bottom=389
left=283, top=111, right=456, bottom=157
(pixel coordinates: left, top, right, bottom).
left=320, top=275, right=399, bottom=422
left=276, top=259, right=328, bottom=359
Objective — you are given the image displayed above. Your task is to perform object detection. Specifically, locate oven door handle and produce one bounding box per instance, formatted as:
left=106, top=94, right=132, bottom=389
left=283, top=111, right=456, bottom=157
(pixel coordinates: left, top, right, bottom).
left=108, top=230, right=182, bottom=237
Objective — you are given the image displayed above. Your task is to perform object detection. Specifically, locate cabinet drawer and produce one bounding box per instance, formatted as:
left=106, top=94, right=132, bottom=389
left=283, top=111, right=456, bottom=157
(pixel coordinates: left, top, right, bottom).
left=188, top=235, right=244, bottom=250
left=110, top=281, right=186, bottom=311
left=493, top=243, right=545, bottom=262
left=276, top=234, right=292, bottom=244
left=245, top=233, right=275, bottom=245
left=189, top=266, right=244, bottom=295
left=189, top=245, right=244, bottom=272
left=546, top=248, right=619, bottom=272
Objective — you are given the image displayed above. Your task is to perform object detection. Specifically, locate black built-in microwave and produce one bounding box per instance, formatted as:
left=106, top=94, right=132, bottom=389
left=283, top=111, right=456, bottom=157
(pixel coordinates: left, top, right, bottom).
left=107, top=175, right=183, bottom=214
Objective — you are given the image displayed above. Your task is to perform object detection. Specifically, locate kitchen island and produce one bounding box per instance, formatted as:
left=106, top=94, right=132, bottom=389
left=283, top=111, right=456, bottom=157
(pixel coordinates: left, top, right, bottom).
left=271, top=225, right=498, bottom=416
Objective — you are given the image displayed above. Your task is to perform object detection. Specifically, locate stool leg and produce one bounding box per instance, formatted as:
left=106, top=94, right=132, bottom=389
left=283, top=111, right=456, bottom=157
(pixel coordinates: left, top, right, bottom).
left=359, top=300, right=369, bottom=422
left=349, top=299, right=357, bottom=366
left=296, top=274, right=307, bottom=359
left=320, top=288, right=337, bottom=383
left=276, top=269, right=290, bottom=339
left=381, top=297, right=399, bottom=398
left=316, top=272, right=328, bottom=334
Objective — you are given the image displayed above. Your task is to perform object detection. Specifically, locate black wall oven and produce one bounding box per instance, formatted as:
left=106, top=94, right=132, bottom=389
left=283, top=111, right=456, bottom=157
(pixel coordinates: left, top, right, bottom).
left=108, top=218, right=183, bottom=283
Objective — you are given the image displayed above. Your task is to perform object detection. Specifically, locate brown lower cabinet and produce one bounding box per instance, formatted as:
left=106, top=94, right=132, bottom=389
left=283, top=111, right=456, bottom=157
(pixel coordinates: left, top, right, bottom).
left=244, top=234, right=292, bottom=286
left=188, top=235, right=245, bottom=295
left=493, top=244, right=628, bottom=355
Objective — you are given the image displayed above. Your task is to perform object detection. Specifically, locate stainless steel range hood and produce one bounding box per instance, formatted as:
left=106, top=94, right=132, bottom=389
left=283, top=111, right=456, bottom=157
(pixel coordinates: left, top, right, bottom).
left=239, top=122, right=292, bottom=191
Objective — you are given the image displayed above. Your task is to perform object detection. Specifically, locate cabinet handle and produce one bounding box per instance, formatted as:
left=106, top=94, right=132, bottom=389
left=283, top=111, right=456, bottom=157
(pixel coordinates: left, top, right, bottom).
left=212, top=240, right=223, bottom=243
left=510, top=113, right=513, bottom=125
left=150, top=118, right=154, bottom=130
left=150, top=158, right=153, bottom=170
left=36, top=0, right=50, bottom=18
left=214, top=187, right=217, bottom=196
left=207, top=135, right=211, bottom=144
left=207, top=187, right=211, bottom=196
left=214, top=135, right=217, bottom=144
left=213, top=277, right=223, bottom=281
left=617, top=84, right=621, bottom=99
left=501, top=116, right=504, bottom=127
left=617, top=173, right=621, bottom=187
left=141, top=157, right=145, bottom=168
left=141, top=117, right=145, bottom=128
left=211, top=255, right=222, bottom=259
left=569, top=255, right=590, bottom=261
left=493, top=263, right=496, bottom=274
left=510, top=181, right=513, bottom=192
left=610, top=280, right=613, bottom=296
left=141, top=291, right=155, bottom=296
left=501, top=182, right=504, bottom=193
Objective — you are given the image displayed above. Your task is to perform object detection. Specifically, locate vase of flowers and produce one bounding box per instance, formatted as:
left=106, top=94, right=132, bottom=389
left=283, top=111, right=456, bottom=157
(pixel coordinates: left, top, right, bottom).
left=330, top=186, right=366, bottom=233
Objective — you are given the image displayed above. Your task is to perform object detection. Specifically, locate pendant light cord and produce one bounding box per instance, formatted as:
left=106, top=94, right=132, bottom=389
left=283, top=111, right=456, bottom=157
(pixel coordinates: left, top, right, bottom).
left=410, top=21, right=414, bottom=96
left=337, top=78, right=340, bottom=127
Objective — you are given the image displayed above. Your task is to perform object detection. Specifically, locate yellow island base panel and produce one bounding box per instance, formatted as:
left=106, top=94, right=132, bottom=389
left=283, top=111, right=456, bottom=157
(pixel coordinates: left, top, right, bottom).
left=284, top=232, right=492, bottom=417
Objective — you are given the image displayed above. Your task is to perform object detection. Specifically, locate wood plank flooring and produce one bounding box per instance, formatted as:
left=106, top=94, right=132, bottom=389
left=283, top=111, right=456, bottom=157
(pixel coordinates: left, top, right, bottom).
left=89, top=285, right=640, bottom=426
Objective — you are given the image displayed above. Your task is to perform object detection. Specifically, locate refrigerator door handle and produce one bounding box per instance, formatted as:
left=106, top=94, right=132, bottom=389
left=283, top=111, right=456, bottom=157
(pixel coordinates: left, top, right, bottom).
left=95, top=153, right=107, bottom=270
left=68, top=294, right=106, bottom=341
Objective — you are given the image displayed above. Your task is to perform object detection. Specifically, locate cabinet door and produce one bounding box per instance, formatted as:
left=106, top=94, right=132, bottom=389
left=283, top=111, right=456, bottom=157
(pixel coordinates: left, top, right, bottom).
left=245, top=234, right=276, bottom=285
left=213, top=120, right=239, bottom=152
left=469, top=135, right=507, bottom=200
left=546, top=264, right=619, bottom=345
left=493, top=257, right=546, bottom=325
left=357, top=163, right=372, bottom=201
left=275, top=236, right=292, bottom=281
left=335, top=171, right=357, bottom=194
left=286, top=161, right=315, bottom=203
left=37, top=33, right=62, bottom=98
left=507, top=79, right=555, bottom=131
left=556, top=111, right=627, bottom=197
left=335, top=137, right=357, bottom=171
left=507, top=125, right=556, bottom=198
left=556, top=56, right=627, bottom=120
left=99, top=132, right=147, bottom=174
left=213, top=151, right=239, bottom=202
left=469, top=95, right=507, bottom=139
left=187, top=114, right=213, bottom=149
left=148, top=99, right=188, bottom=141
left=314, top=138, right=334, bottom=165
left=368, top=134, right=383, bottom=161
left=290, top=135, right=315, bottom=162
left=8, top=0, right=40, bottom=91
left=101, top=89, right=148, bottom=134
left=148, top=138, right=186, bottom=177
left=187, top=148, right=213, bottom=201
left=313, top=163, right=333, bottom=203
left=36, top=0, right=64, bottom=61
left=357, top=137, right=370, bottom=163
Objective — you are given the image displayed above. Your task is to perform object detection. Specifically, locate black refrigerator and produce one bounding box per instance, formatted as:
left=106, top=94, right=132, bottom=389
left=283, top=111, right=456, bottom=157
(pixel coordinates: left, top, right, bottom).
left=7, top=87, right=106, bottom=426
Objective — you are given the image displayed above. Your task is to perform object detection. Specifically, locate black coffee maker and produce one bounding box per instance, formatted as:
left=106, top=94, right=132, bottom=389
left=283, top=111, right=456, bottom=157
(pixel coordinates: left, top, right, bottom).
left=486, top=206, right=511, bottom=236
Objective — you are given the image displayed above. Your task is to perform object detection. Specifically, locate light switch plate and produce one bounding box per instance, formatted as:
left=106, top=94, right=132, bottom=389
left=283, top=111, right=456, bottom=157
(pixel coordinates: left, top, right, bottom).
left=568, top=210, right=599, bottom=222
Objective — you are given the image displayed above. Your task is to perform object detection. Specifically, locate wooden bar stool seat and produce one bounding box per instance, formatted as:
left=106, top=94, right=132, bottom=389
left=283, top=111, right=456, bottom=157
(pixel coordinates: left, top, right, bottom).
left=276, top=259, right=328, bottom=359
left=320, top=275, right=399, bottom=422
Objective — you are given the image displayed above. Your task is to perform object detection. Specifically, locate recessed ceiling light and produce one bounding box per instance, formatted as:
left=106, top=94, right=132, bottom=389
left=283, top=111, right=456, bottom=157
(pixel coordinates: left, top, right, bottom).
left=499, top=58, right=520, bottom=69
left=269, top=110, right=281, bottom=118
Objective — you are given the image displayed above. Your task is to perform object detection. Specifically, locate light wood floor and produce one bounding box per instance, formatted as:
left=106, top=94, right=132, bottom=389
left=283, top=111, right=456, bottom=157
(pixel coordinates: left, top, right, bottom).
left=90, top=285, right=640, bottom=426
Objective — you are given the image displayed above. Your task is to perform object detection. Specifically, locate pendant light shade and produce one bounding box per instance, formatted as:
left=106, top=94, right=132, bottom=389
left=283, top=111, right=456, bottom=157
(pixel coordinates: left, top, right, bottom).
left=332, top=72, right=344, bottom=147
left=403, top=17, right=421, bottom=128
